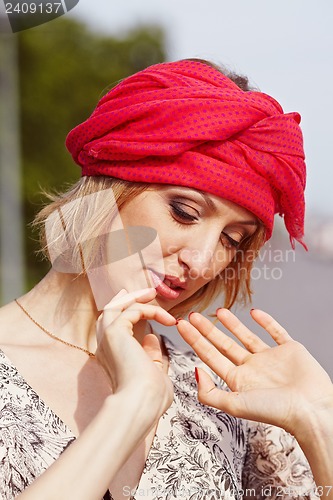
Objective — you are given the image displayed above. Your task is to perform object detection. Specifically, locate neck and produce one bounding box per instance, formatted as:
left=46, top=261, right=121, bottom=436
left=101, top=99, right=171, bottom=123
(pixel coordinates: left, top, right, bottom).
left=19, top=269, right=149, bottom=353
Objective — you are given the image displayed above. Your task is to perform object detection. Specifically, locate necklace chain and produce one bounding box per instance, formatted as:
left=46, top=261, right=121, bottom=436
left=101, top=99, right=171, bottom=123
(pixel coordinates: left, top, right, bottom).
left=15, top=299, right=95, bottom=357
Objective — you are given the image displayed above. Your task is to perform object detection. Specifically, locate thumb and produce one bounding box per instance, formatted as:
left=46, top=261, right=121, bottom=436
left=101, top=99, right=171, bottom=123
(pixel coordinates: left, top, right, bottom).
left=195, top=367, right=243, bottom=417
left=142, top=333, right=164, bottom=372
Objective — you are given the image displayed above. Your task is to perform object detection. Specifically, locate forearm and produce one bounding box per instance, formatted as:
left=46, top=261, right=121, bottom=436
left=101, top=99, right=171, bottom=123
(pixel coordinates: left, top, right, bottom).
left=18, top=391, right=156, bottom=500
left=295, top=409, right=333, bottom=499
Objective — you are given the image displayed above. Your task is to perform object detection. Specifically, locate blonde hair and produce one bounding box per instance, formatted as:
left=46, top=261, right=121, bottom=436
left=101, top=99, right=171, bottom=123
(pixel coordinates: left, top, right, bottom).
left=33, top=176, right=265, bottom=317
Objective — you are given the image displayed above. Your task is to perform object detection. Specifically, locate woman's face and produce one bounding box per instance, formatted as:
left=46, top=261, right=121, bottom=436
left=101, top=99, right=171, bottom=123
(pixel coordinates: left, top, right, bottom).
left=106, top=185, right=258, bottom=312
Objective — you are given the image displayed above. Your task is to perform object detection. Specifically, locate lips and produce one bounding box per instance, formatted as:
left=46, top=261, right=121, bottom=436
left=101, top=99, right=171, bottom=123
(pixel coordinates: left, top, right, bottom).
left=164, top=278, right=178, bottom=289
left=148, top=269, right=187, bottom=300
left=148, top=269, right=164, bottom=288
left=163, top=275, right=187, bottom=290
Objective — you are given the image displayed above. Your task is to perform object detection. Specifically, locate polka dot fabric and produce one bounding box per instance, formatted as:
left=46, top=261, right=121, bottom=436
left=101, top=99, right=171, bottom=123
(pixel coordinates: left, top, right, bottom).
left=66, top=60, right=306, bottom=246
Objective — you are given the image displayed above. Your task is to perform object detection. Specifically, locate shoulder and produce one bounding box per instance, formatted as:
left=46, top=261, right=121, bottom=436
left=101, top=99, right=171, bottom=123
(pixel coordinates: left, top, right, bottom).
left=0, top=300, right=22, bottom=345
left=0, top=302, right=26, bottom=381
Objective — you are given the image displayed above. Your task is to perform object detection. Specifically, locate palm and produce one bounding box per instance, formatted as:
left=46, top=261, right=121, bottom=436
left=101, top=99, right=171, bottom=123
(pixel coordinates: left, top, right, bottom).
left=177, top=309, right=333, bottom=436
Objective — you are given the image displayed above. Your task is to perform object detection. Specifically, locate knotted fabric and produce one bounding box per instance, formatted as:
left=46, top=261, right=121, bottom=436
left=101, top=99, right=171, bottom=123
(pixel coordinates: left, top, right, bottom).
left=66, top=60, right=306, bottom=246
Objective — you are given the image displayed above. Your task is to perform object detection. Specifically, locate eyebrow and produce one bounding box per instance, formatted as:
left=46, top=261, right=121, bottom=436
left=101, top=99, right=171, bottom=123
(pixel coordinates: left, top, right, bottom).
left=198, top=191, right=258, bottom=226
left=198, top=191, right=218, bottom=212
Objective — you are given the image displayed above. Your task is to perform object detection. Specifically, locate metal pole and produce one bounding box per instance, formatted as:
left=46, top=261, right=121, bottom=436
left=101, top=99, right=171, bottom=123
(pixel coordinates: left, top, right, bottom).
left=0, top=24, right=25, bottom=304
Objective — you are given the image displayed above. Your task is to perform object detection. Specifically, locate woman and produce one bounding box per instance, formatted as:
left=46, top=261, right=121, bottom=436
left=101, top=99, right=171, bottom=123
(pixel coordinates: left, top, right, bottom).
left=0, top=59, right=332, bottom=499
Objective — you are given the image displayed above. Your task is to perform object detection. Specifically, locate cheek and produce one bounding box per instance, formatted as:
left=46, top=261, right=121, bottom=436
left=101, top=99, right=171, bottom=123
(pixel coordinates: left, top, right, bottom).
left=208, top=248, right=237, bottom=280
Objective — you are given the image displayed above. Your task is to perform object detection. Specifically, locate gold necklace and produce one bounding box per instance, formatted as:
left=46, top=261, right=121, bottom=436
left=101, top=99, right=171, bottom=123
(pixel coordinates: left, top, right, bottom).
left=15, top=299, right=95, bottom=357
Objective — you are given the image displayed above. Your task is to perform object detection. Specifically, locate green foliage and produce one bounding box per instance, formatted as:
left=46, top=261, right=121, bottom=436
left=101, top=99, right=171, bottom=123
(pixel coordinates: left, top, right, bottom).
left=18, top=17, right=166, bottom=287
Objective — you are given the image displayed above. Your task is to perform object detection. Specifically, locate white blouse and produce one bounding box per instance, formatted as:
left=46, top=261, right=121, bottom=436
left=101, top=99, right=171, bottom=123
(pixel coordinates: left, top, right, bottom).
left=0, top=337, right=318, bottom=499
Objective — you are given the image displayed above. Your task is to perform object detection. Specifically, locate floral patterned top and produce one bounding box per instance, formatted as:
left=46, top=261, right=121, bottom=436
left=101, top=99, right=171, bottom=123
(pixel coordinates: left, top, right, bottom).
left=0, top=337, right=318, bottom=500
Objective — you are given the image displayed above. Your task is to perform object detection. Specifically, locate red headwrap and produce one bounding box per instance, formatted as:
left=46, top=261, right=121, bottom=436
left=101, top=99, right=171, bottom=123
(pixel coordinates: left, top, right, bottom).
left=66, top=60, right=306, bottom=247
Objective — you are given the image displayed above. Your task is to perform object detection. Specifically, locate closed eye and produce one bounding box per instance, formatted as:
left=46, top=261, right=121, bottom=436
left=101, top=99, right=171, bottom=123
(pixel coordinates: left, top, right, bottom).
left=170, top=203, right=198, bottom=222
left=170, top=201, right=249, bottom=249
left=221, top=232, right=241, bottom=249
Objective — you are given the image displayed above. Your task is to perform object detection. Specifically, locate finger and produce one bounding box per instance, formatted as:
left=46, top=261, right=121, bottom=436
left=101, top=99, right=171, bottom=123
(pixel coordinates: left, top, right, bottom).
left=188, top=312, right=253, bottom=364
left=142, top=334, right=164, bottom=371
left=250, top=309, right=293, bottom=344
left=97, top=288, right=127, bottom=318
left=177, top=319, right=235, bottom=380
left=216, top=308, right=270, bottom=353
left=113, top=288, right=128, bottom=299
left=102, top=288, right=157, bottom=325
left=195, top=367, right=244, bottom=417
left=108, top=303, right=176, bottom=336
left=105, top=287, right=157, bottom=311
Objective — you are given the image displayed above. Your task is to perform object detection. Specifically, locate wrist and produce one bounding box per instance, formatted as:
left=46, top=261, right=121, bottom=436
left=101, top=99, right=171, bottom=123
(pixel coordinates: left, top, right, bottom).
left=291, top=395, right=333, bottom=480
left=295, top=404, right=333, bottom=446
left=294, top=405, right=333, bottom=486
left=103, top=387, right=162, bottom=432
left=287, top=379, right=333, bottom=438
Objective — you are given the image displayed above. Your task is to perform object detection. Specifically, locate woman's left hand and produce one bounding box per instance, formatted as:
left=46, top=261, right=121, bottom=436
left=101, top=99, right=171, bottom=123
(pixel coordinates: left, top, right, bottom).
left=177, top=309, right=333, bottom=439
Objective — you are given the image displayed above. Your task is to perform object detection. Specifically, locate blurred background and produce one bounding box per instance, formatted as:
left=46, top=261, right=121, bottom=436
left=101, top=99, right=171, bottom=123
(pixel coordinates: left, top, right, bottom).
left=0, top=0, right=332, bottom=375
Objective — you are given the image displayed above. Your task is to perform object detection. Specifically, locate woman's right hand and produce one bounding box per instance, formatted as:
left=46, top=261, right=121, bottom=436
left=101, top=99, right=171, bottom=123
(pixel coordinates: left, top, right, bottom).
left=95, top=287, right=176, bottom=423
left=18, top=290, right=176, bottom=500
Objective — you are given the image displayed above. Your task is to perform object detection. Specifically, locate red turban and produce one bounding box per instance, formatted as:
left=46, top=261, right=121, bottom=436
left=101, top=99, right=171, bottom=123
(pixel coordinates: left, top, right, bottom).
left=66, top=60, right=306, bottom=247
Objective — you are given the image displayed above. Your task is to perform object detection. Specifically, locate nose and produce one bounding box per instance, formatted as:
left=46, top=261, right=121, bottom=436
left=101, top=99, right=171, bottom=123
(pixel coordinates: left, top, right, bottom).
left=178, top=229, right=223, bottom=280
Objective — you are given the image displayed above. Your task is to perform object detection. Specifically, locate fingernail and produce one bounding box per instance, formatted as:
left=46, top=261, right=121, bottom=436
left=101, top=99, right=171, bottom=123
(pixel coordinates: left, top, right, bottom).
left=194, top=367, right=199, bottom=383
left=250, top=308, right=255, bottom=312
left=216, top=307, right=222, bottom=315
left=176, top=318, right=183, bottom=325
left=188, top=311, right=195, bottom=320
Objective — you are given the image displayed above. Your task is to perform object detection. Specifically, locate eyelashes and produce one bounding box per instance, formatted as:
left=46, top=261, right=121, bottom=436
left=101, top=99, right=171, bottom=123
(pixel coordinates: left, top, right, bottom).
left=169, top=202, right=241, bottom=249
left=170, top=202, right=197, bottom=222
left=221, top=232, right=241, bottom=249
